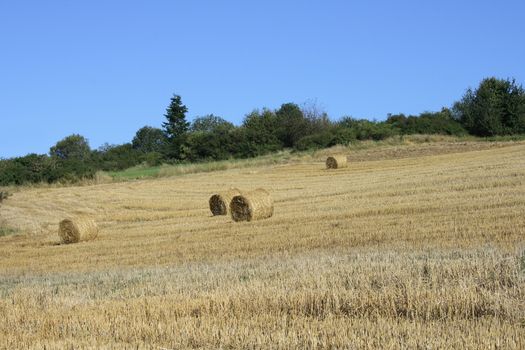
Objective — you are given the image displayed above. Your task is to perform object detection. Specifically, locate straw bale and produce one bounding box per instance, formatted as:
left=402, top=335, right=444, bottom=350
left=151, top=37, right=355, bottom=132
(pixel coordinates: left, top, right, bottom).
left=58, top=217, right=98, bottom=244
left=326, top=155, right=348, bottom=169
left=209, top=188, right=242, bottom=216
left=230, top=189, right=273, bottom=222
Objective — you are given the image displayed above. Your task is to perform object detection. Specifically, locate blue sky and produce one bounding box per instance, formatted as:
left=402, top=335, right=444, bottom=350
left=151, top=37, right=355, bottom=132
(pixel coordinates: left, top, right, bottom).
left=1, top=0, right=524, bottom=158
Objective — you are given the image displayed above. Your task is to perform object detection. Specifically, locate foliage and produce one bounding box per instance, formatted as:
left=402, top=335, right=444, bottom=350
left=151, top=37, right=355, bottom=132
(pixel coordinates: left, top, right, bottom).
left=295, top=131, right=337, bottom=151
left=453, top=77, right=525, bottom=136
left=337, top=117, right=397, bottom=141
left=275, top=103, right=311, bottom=148
left=184, top=130, right=234, bottom=162
left=48, top=134, right=96, bottom=181
left=132, top=126, right=166, bottom=154
left=49, top=134, right=91, bottom=161
left=301, top=99, right=332, bottom=132
left=162, top=94, right=189, bottom=159
left=386, top=108, right=467, bottom=136
left=241, top=109, right=283, bottom=156
left=0, top=154, right=59, bottom=185
left=190, top=114, right=234, bottom=133
left=92, top=143, right=143, bottom=171
left=2, top=78, right=525, bottom=186
left=295, top=126, right=357, bottom=151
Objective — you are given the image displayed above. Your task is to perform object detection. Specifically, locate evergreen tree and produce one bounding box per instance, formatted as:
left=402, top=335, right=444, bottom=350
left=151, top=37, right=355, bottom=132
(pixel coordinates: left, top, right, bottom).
left=162, top=94, right=189, bottom=159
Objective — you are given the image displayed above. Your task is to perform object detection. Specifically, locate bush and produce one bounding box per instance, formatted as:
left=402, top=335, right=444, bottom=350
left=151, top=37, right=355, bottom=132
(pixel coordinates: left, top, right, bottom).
left=295, top=127, right=357, bottom=151
left=92, top=143, right=143, bottom=171
left=0, top=154, right=61, bottom=185
left=143, top=152, right=164, bottom=166
left=275, top=103, right=311, bottom=148
left=183, top=131, right=233, bottom=161
left=386, top=109, right=467, bottom=136
left=240, top=109, right=283, bottom=156
left=295, top=131, right=335, bottom=151
left=453, top=77, right=525, bottom=136
left=337, top=117, right=397, bottom=141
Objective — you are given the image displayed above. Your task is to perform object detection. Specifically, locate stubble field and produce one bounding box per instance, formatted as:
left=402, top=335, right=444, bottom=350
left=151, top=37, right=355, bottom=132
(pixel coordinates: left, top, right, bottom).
left=0, top=140, right=524, bottom=349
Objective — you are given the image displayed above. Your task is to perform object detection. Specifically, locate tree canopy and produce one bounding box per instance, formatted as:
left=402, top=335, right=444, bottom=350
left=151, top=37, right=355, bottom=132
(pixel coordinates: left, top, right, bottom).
left=453, top=77, right=525, bottom=136
left=132, top=126, right=166, bottom=153
left=190, top=114, right=234, bottom=133
left=49, top=134, right=91, bottom=161
left=2, top=78, right=525, bottom=186
left=162, top=94, right=189, bottom=159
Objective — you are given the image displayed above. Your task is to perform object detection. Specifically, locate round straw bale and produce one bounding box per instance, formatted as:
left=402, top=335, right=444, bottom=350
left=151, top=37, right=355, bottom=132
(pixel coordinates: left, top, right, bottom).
left=230, top=188, right=273, bottom=222
left=209, top=188, right=242, bottom=216
left=326, top=155, right=348, bottom=169
left=58, top=217, right=98, bottom=244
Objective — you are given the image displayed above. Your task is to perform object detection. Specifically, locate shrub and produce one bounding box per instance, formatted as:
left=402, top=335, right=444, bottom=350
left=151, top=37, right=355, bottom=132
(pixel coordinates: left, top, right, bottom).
left=337, top=118, right=397, bottom=141
left=295, top=131, right=335, bottom=151
left=386, top=109, right=467, bottom=136
left=453, top=77, right=525, bottom=136
left=0, top=154, right=61, bottom=185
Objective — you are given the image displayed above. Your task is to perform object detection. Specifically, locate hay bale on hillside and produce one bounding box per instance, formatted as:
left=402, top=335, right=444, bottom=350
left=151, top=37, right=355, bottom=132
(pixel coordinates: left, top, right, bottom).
left=326, top=155, right=348, bottom=169
left=58, top=217, right=98, bottom=244
left=230, top=189, right=273, bottom=222
left=209, top=188, right=242, bottom=216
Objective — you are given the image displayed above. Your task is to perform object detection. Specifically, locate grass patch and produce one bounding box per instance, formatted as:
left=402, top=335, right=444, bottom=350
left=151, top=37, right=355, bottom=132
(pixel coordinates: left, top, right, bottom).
left=0, top=224, right=18, bottom=237
left=106, top=152, right=294, bottom=181
left=107, top=166, right=163, bottom=180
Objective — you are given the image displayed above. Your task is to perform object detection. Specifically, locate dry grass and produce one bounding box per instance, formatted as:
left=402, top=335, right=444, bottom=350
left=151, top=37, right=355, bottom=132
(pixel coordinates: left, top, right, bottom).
left=0, top=140, right=524, bottom=349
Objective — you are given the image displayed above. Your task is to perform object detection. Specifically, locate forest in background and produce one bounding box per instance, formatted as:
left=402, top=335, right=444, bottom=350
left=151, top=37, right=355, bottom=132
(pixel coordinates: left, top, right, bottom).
left=1, top=77, right=524, bottom=186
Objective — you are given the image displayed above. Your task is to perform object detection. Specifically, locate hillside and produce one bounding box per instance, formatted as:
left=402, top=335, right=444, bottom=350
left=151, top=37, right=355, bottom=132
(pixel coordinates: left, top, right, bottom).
left=0, top=141, right=524, bottom=349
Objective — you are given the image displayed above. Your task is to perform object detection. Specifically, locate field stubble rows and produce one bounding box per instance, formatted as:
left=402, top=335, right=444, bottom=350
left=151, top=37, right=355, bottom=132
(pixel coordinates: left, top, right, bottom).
left=0, top=141, right=524, bottom=348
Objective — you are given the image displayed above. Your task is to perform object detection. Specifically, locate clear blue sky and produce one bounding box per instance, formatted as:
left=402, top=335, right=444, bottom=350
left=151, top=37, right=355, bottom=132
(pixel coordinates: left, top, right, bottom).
left=1, top=0, right=524, bottom=158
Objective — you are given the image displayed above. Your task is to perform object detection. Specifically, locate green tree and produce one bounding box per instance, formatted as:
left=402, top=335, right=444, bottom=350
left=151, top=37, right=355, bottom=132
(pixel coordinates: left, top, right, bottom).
left=337, top=117, right=396, bottom=140
left=242, top=109, right=282, bottom=155
left=386, top=108, right=466, bottom=136
left=0, top=154, right=59, bottom=185
left=132, top=126, right=166, bottom=153
left=301, top=99, right=332, bottom=132
left=276, top=103, right=310, bottom=148
left=93, top=143, right=143, bottom=171
left=190, top=114, right=234, bottom=133
left=185, top=115, right=236, bottom=161
left=49, top=134, right=91, bottom=160
left=49, top=134, right=95, bottom=180
left=162, top=94, right=189, bottom=159
left=453, top=77, right=525, bottom=136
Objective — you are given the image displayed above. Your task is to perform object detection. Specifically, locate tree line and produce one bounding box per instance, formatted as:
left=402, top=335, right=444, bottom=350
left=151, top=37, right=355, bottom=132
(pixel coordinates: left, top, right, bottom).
left=1, top=77, right=524, bottom=186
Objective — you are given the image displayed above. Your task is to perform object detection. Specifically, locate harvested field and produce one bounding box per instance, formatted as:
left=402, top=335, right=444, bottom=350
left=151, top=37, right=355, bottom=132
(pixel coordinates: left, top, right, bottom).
left=0, top=141, right=524, bottom=349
